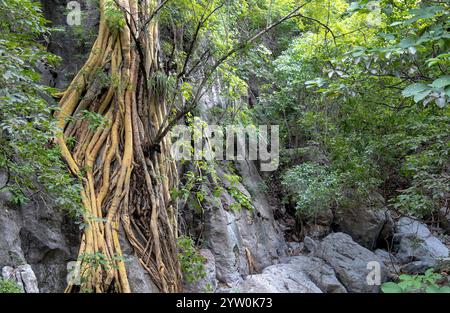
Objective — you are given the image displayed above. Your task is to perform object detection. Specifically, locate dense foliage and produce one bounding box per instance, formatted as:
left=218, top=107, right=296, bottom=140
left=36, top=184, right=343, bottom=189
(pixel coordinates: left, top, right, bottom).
left=0, top=0, right=82, bottom=219
left=241, top=0, right=449, bottom=222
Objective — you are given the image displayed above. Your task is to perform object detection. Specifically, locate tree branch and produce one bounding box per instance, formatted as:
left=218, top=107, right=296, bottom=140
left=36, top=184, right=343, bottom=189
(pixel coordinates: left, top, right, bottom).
left=152, top=1, right=317, bottom=146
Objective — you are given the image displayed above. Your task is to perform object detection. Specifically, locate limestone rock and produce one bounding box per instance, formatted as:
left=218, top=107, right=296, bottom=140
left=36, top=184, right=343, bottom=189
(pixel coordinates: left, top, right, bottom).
left=201, top=162, right=286, bottom=287
left=234, top=263, right=322, bottom=293
left=334, top=205, right=393, bottom=250
left=2, top=264, right=39, bottom=293
left=315, top=232, right=386, bottom=293
left=284, top=256, right=347, bottom=293
left=395, top=217, right=449, bottom=263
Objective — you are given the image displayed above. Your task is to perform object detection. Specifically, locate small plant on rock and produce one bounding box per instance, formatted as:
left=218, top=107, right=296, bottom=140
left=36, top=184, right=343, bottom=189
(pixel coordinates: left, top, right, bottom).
left=177, top=236, right=206, bottom=284
left=0, top=279, right=22, bottom=293
left=381, top=269, right=450, bottom=293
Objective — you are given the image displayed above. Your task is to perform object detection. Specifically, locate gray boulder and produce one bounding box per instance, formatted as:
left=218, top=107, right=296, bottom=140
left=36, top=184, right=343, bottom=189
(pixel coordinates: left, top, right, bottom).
left=231, top=254, right=346, bottom=293
left=395, top=217, right=449, bottom=263
left=2, top=264, right=39, bottom=293
left=315, top=232, right=387, bottom=293
left=334, top=205, right=393, bottom=250
left=234, top=263, right=322, bottom=293
left=119, top=230, right=159, bottom=293
left=284, top=256, right=347, bottom=293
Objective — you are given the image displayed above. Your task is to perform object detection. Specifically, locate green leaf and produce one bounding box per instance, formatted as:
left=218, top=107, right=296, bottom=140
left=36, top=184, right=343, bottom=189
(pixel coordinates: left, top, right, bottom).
left=399, top=38, right=416, bottom=49
left=431, top=76, right=450, bottom=89
left=402, top=84, right=429, bottom=97
left=381, top=282, right=403, bottom=293
left=414, top=89, right=431, bottom=103
left=445, top=86, right=450, bottom=97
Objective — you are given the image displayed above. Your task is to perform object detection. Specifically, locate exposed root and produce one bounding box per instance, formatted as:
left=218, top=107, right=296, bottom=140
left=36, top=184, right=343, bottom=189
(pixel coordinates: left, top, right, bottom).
left=58, top=0, right=181, bottom=293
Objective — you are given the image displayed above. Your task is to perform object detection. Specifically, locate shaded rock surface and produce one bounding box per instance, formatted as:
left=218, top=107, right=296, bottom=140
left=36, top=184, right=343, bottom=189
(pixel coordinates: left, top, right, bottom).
left=200, top=162, right=287, bottom=287
left=0, top=187, right=79, bottom=293
left=333, top=193, right=393, bottom=250
left=234, top=263, right=322, bottom=293
left=40, top=0, right=99, bottom=89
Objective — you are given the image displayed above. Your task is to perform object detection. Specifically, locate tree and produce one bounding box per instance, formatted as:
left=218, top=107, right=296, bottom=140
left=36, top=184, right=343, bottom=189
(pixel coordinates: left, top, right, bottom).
left=56, top=0, right=309, bottom=293
left=57, top=0, right=182, bottom=293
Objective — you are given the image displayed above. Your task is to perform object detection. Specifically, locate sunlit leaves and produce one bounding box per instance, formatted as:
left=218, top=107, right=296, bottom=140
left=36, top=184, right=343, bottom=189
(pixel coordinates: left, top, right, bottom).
left=0, top=0, right=83, bottom=220
left=104, top=0, right=125, bottom=32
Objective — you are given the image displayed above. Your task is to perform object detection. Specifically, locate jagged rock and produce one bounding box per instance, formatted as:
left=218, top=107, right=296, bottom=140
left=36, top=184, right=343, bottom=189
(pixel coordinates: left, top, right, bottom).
left=315, top=232, right=386, bottom=293
left=234, top=263, right=322, bottom=293
left=395, top=217, right=449, bottom=263
left=200, top=162, right=286, bottom=287
left=284, top=256, right=347, bottom=293
left=184, top=249, right=217, bottom=293
left=375, top=249, right=400, bottom=277
left=315, top=209, right=334, bottom=225
left=334, top=204, right=393, bottom=250
left=0, top=187, right=80, bottom=293
left=123, top=254, right=159, bottom=293
left=400, top=260, right=439, bottom=275
left=2, top=265, right=39, bottom=293
left=303, top=236, right=318, bottom=255
left=40, top=0, right=99, bottom=89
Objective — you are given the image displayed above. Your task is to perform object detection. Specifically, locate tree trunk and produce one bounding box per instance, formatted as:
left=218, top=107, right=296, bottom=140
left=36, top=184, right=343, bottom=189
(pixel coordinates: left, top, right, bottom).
left=56, top=0, right=181, bottom=293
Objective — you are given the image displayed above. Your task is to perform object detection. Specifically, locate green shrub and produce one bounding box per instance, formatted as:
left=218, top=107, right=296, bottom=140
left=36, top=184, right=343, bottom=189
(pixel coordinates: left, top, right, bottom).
left=0, top=0, right=83, bottom=221
left=282, top=162, right=340, bottom=216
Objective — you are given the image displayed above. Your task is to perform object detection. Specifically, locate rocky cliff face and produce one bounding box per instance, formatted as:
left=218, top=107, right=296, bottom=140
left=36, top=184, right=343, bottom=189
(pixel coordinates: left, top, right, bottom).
left=188, top=161, right=288, bottom=291
left=0, top=171, right=79, bottom=292
left=39, top=0, right=98, bottom=89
